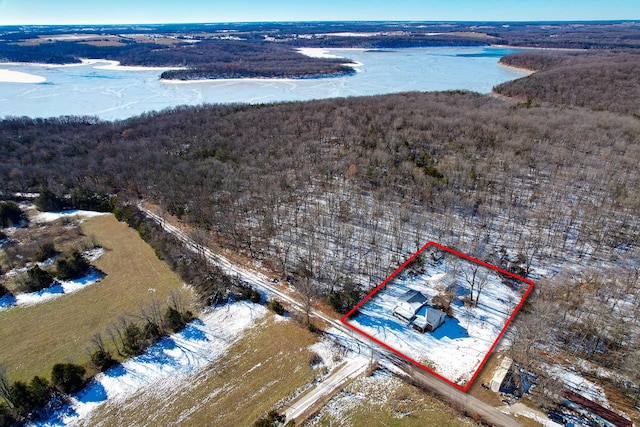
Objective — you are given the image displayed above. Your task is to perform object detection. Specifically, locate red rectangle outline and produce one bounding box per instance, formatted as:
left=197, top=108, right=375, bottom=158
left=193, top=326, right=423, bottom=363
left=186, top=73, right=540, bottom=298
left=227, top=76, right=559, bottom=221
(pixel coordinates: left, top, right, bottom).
left=340, top=241, right=535, bottom=392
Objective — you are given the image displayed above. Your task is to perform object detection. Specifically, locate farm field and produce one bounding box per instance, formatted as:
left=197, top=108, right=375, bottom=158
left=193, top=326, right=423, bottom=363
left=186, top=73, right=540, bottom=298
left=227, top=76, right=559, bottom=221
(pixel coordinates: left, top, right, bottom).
left=73, top=312, right=320, bottom=426
left=0, top=213, right=187, bottom=382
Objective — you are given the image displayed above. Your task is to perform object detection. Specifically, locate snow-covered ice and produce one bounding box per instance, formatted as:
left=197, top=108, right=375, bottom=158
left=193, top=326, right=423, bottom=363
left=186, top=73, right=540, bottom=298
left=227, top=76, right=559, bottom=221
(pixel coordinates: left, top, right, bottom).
left=1, top=47, right=529, bottom=120
left=0, top=69, right=46, bottom=83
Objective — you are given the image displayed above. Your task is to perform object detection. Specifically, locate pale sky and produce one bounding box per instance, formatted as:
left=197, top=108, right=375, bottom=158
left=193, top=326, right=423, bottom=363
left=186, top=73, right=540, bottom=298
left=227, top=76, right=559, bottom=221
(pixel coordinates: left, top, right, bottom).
left=0, top=0, right=637, bottom=25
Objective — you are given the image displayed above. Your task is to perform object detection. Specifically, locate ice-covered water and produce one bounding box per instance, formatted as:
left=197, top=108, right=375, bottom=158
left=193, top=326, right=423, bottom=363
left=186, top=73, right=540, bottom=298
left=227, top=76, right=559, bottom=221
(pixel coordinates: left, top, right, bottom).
left=0, top=47, right=529, bottom=121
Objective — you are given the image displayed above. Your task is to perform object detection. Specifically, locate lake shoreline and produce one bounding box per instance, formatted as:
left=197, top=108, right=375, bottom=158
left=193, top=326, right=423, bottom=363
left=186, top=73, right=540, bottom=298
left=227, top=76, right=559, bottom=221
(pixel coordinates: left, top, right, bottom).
left=0, top=46, right=530, bottom=121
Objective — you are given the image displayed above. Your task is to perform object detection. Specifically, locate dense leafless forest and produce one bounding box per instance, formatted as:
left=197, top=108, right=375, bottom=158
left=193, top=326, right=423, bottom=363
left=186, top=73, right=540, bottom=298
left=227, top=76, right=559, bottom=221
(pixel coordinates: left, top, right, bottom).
left=2, top=33, right=640, bottom=415
left=496, top=50, right=640, bottom=115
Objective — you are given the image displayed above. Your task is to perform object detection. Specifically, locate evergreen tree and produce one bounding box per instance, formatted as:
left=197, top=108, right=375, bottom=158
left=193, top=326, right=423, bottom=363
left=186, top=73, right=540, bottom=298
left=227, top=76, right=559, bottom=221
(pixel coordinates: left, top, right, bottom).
left=51, top=363, right=86, bottom=394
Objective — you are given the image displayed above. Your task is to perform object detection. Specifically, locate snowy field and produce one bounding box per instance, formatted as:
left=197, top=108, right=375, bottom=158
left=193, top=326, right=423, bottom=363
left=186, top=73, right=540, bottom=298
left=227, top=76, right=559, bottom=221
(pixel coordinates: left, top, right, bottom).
left=36, top=301, right=267, bottom=426
left=31, top=209, right=110, bottom=223
left=345, top=247, right=530, bottom=388
left=0, top=248, right=105, bottom=311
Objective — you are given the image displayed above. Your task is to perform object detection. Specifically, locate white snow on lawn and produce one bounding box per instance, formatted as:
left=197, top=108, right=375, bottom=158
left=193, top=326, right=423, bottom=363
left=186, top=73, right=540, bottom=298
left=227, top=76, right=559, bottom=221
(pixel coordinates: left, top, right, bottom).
left=32, top=210, right=110, bottom=223
left=306, top=370, right=402, bottom=426
left=0, top=268, right=104, bottom=311
left=346, top=252, right=528, bottom=387
left=38, top=301, right=267, bottom=426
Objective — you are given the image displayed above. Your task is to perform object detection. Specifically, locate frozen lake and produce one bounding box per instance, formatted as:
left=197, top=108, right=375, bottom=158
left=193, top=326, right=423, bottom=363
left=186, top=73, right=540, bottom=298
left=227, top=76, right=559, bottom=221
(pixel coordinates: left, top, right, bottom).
left=0, top=46, right=529, bottom=121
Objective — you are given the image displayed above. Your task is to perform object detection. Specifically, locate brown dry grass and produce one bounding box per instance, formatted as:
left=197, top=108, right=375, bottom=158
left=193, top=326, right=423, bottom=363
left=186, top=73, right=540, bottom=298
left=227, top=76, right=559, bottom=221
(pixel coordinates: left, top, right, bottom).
left=0, top=214, right=185, bottom=382
left=79, top=314, right=318, bottom=426
left=310, top=372, right=482, bottom=427
left=467, top=351, right=505, bottom=406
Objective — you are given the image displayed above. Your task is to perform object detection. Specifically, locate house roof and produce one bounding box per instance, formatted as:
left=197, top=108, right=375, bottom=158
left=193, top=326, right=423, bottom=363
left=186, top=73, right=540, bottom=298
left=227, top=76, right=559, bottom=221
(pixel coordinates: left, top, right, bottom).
left=393, top=305, right=416, bottom=321
left=414, top=305, right=446, bottom=328
left=400, top=289, right=428, bottom=305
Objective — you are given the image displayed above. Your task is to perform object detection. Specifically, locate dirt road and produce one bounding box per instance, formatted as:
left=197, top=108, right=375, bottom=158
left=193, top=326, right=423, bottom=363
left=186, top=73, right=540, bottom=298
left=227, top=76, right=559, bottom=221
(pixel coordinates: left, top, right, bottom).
left=284, top=357, right=368, bottom=424
left=141, top=205, right=523, bottom=427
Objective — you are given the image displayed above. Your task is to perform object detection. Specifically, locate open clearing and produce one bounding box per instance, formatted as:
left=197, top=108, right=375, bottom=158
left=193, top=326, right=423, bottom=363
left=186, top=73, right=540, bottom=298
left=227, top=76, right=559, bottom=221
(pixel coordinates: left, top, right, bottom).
left=307, top=369, right=482, bottom=427
left=344, top=243, right=532, bottom=389
left=0, top=214, right=186, bottom=382
left=76, top=313, right=320, bottom=426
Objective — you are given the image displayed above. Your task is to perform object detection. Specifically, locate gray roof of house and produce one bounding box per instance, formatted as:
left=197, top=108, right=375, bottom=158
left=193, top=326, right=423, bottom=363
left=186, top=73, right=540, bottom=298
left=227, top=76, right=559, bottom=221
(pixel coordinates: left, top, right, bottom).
left=400, top=289, right=428, bottom=305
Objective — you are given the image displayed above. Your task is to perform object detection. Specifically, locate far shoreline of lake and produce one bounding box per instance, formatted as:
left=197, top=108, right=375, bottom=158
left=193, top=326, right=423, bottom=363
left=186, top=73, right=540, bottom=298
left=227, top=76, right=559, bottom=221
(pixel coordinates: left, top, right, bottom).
left=0, top=46, right=531, bottom=121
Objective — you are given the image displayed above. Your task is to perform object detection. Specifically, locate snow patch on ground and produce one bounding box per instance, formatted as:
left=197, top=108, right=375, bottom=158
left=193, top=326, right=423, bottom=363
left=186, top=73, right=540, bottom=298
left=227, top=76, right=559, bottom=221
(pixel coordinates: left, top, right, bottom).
left=83, top=247, right=105, bottom=262
left=297, top=48, right=344, bottom=59
left=296, top=47, right=363, bottom=72
left=308, top=337, right=347, bottom=371
left=500, top=403, right=563, bottom=427
left=0, top=268, right=104, bottom=311
left=550, top=365, right=610, bottom=408
left=32, top=210, right=109, bottom=223
left=0, top=248, right=105, bottom=311
left=37, top=301, right=267, bottom=426
left=306, top=370, right=401, bottom=426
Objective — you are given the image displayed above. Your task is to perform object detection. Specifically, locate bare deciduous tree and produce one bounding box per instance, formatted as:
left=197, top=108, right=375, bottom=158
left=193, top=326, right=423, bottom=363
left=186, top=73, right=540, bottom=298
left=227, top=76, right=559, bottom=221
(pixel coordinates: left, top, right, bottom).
left=0, top=364, right=14, bottom=409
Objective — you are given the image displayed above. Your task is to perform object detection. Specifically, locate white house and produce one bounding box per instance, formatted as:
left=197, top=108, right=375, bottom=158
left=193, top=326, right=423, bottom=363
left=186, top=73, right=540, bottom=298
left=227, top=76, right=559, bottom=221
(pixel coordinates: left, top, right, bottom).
left=412, top=304, right=446, bottom=333
left=392, top=289, right=428, bottom=322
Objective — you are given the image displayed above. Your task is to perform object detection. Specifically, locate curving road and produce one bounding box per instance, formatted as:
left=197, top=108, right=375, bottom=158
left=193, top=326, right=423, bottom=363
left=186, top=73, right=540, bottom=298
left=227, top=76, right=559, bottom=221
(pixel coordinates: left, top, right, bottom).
left=140, top=205, right=523, bottom=427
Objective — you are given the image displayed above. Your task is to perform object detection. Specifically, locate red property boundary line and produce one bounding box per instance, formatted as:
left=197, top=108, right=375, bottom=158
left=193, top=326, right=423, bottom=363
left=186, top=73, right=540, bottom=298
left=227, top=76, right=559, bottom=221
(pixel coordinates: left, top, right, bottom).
left=340, top=241, right=535, bottom=393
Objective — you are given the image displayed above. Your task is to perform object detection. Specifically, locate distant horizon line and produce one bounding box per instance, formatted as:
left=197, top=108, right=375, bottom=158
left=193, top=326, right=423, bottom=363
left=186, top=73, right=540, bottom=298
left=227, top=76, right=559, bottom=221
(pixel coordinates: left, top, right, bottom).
left=1, top=19, right=639, bottom=28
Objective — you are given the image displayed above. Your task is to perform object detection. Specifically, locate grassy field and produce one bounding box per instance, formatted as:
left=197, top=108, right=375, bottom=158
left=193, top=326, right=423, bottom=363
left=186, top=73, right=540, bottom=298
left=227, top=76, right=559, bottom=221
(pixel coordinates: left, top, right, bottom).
left=80, top=314, right=319, bottom=426
left=0, top=214, right=186, bottom=382
left=308, top=371, right=482, bottom=427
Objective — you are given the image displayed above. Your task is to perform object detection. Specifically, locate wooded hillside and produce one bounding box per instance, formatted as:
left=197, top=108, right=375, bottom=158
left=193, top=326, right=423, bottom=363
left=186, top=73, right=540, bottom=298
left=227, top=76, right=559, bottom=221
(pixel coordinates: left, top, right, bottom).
left=495, top=50, right=640, bottom=115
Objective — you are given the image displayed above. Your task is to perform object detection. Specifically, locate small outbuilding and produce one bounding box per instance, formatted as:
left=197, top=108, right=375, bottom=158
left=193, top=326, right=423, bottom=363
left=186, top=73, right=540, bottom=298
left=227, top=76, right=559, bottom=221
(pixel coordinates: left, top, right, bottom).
left=490, top=356, right=513, bottom=392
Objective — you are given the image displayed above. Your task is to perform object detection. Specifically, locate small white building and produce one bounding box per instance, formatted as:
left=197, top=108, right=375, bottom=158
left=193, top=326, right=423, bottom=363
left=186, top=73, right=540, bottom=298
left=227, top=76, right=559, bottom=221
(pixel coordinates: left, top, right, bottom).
left=392, top=289, right=428, bottom=322
left=490, top=356, right=513, bottom=392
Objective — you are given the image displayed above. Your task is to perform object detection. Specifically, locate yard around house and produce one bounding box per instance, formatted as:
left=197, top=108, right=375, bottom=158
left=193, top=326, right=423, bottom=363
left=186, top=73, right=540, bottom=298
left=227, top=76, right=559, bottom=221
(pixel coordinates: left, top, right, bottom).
left=344, top=245, right=532, bottom=388
left=0, top=213, right=188, bottom=382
